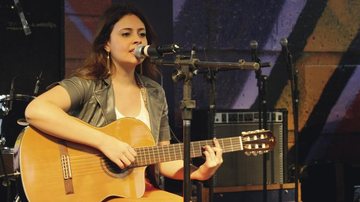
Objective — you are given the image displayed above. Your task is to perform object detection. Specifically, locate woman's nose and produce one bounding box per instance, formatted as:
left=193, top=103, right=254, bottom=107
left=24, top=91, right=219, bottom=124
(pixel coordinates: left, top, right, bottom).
left=133, top=36, right=143, bottom=45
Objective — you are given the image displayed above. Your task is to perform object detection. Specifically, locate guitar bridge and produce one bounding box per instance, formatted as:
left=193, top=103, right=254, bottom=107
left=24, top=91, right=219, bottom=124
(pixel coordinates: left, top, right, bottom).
left=61, top=155, right=72, bottom=180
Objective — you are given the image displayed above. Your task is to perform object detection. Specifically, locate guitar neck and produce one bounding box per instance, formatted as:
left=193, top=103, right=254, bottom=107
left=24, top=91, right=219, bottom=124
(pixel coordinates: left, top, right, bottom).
left=132, top=136, right=243, bottom=167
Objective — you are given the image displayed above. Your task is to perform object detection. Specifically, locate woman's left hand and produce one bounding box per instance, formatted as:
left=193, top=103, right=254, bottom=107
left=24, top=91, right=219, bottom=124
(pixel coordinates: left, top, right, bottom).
left=191, top=138, right=223, bottom=181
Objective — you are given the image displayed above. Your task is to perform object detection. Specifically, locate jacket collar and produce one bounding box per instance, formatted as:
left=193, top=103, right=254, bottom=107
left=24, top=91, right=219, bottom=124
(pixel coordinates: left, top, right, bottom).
left=94, top=77, right=115, bottom=124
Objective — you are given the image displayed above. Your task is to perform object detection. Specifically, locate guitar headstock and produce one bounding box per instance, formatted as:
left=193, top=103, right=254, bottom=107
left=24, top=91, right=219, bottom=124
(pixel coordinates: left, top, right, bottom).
left=241, top=129, right=275, bottom=156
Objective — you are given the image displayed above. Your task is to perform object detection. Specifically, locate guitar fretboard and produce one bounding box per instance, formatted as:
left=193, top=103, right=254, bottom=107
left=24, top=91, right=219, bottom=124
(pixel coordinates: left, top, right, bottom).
left=131, top=136, right=243, bottom=167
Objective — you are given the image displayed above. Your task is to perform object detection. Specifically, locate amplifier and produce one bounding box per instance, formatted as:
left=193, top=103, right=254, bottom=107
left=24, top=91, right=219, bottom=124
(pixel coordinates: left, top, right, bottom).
left=191, top=109, right=288, bottom=187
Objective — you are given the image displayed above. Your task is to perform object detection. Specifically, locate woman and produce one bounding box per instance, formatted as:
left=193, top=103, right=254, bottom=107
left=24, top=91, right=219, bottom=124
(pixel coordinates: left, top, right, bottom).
left=24, top=2, right=223, bottom=201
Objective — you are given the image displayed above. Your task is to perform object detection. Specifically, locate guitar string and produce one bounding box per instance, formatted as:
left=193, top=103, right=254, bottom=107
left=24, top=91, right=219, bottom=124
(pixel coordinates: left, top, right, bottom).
left=62, top=146, right=246, bottom=177
left=68, top=136, right=249, bottom=162
left=67, top=140, right=241, bottom=163
left=57, top=137, right=272, bottom=175
left=60, top=146, right=256, bottom=177
left=66, top=139, right=265, bottom=164
left=62, top=144, right=245, bottom=175
left=68, top=143, right=262, bottom=171
left=67, top=138, right=248, bottom=165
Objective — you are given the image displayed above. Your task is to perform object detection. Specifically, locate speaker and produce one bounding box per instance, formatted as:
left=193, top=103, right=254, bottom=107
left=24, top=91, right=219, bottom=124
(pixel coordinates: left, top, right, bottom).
left=191, top=109, right=288, bottom=187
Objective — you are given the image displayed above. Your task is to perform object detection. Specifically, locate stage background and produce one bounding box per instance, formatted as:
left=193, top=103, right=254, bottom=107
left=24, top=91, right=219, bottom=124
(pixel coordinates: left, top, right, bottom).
left=2, top=0, right=360, bottom=201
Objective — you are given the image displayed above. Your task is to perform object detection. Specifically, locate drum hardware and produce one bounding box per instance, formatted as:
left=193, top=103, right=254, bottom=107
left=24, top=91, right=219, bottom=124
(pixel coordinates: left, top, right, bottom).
left=0, top=75, right=40, bottom=201
left=0, top=92, right=34, bottom=201
left=0, top=94, right=35, bottom=128
left=0, top=147, right=18, bottom=178
left=16, top=119, right=28, bottom=127
left=0, top=95, right=10, bottom=118
left=0, top=145, right=21, bottom=202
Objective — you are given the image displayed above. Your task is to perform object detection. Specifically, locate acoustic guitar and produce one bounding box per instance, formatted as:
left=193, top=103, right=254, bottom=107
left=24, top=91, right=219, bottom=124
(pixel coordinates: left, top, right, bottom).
left=18, top=117, right=275, bottom=201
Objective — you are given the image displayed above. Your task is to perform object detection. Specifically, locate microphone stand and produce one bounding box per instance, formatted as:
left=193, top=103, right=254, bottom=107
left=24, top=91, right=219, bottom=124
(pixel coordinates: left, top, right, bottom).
left=157, top=55, right=259, bottom=202
left=281, top=39, right=300, bottom=202
left=250, top=40, right=269, bottom=202
left=153, top=58, right=260, bottom=71
left=205, top=68, right=217, bottom=202
left=171, top=55, right=196, bottom=202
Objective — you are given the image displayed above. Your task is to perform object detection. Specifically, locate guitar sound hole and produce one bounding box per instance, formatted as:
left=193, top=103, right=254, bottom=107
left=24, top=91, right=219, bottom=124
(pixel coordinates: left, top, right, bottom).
left=105, top=159, right=128, bottom=174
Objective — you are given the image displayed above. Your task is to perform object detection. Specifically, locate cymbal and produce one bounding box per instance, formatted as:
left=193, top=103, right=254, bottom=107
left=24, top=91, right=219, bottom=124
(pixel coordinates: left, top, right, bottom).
left=0, top=94, right=35, bottom=102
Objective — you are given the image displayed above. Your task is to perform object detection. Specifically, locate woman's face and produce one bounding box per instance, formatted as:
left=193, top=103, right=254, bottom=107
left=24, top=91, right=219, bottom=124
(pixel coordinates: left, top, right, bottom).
left=105, top=14, right=148, bottom=69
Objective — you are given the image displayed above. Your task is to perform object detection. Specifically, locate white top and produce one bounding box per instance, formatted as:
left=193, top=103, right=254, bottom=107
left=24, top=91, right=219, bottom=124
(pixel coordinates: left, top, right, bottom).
left=115, top=91, right=151, bottom=130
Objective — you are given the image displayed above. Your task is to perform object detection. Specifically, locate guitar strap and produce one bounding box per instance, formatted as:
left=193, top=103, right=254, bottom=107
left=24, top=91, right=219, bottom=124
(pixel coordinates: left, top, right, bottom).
left=58, top=140, right=74, bottom=194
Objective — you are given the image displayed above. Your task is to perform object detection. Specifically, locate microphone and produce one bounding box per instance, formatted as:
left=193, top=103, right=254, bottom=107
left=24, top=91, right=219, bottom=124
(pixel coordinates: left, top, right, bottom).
left=134, top=44, right=180, bottom=59
left=280, top=38, right=293, bottom=81
left=13, top=0, right=31, bottom=36
left=280, top=38, right=289, bottom=53
left=250, top=40, right=259, bottom=62
left=33, top=72, right=43, bottom=96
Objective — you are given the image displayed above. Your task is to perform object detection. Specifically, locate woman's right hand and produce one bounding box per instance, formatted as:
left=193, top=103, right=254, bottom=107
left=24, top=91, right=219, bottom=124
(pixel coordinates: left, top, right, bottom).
left=97, top=135, right=137, bottom=169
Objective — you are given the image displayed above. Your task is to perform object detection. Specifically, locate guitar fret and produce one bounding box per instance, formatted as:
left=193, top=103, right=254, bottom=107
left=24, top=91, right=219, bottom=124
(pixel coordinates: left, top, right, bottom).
left=143, top=148, right=148, bottom=165
left=238, top=136, right=243, bottom=151
left=146, top=148, right=151, bottom=164
left=162, top=146, right=167, bottom=162
left=219, top=139, right=224, bottom=152
left=151, top=147, right=156, bottom=164
left=167, top=145, right=172, bottom=161
left=143, top=148, right=147, bottom=165
left=141, top=148, right=147, bottom=164
left=171, top=145, right=174, bottom=161
left=173, top=145, right=177, bottom=160
left=134, top=148, right=140, bottom=166
left=136, top=148, right=144, bottom=166
left=172, top=144, right=176, bottom=160
left=179, top=144, right=183, bottom=160
left=198, top=141, right=202, bottom=157
left=161, top=145, right=165, bottom=162
left=191, top=142, right=195, bottom=158
left=167, top=146, right=171, bottom=161
left=229, top=137, right=233, bottom=152
left=156, top=147, right=161, bottom=163
left=153, top=147, right=159, bottom=163
left=134, top=149, right=139, bottom=166
left=167, top=145, right=171, bottom=161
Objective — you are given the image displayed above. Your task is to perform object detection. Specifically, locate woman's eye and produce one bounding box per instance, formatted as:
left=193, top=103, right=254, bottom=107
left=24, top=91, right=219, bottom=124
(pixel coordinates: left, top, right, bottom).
left=139, top=32, right=147, bottom=37
left=121, top=32, right=131, bottom=37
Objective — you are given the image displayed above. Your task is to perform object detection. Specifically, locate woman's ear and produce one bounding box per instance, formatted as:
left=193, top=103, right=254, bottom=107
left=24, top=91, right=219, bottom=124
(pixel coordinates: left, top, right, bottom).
left=104, top=42, right=110, bottom=52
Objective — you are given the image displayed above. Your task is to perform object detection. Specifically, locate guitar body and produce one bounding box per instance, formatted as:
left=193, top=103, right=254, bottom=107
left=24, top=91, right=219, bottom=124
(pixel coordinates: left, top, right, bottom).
left=19, top=118, right=155, bottom=202
left=18, top=117, right=274, bottom=201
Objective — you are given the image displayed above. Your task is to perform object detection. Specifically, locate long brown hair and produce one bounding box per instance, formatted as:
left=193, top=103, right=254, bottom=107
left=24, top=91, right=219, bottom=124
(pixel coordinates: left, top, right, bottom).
left=74, top=2, right=159, bottom=80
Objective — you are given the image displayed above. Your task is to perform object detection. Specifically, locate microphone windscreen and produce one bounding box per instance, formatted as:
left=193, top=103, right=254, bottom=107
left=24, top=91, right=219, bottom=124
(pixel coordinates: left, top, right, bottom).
left=280, top=38, right=288, bottom=47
